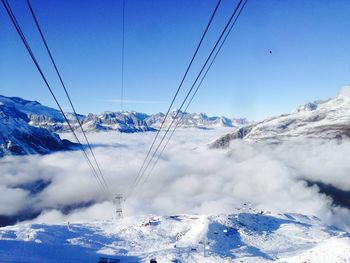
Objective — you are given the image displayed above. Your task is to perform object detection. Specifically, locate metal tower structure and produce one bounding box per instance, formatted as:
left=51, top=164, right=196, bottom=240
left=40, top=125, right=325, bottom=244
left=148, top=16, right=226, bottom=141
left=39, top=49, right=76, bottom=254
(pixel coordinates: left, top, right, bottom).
left=115, top=194, right=123, bottom=219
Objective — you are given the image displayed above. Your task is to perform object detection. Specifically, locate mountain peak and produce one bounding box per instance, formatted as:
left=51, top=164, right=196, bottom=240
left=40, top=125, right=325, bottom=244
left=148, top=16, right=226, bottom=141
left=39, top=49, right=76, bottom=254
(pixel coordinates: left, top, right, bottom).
left=297, top=101, right=319, bottom=112
left=338, top=85, right=350, bottom=98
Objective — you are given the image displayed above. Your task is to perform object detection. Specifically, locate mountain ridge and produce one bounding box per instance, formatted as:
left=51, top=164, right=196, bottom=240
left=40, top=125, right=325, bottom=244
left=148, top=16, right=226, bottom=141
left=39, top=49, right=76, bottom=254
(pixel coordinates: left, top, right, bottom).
left=0, top=96, right=75, bottom=157
left=0, top=95, right=250, bottom=133
left=0, top=94, right=249, bottom=157
left=211, top=86, right=350, bottom=148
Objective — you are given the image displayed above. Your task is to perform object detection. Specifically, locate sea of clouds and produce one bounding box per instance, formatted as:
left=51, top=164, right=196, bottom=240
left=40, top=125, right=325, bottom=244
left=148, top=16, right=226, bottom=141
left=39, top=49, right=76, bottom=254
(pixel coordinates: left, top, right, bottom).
left=1, top=128, right=350, bottom=230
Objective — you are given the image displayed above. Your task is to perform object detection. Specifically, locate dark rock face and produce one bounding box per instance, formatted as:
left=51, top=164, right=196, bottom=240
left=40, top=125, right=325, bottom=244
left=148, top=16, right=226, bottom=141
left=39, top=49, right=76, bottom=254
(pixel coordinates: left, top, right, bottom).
left=305, top=180, right=350, bottom=209
left=0, top=211, right=42, bottom=227
left=210, top=126, right=253, bottom=149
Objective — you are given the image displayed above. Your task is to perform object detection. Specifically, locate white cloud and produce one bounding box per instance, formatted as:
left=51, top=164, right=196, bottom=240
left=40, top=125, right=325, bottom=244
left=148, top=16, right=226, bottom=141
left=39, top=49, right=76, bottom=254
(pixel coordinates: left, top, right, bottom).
left=1, top=128, right=350, bottom=231
left=0, top=185, right=29, bottom=216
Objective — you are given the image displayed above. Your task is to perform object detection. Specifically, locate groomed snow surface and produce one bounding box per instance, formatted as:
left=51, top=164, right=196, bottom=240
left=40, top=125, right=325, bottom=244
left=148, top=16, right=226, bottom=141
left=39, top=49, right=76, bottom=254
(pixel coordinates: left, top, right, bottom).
left=0, top=210, right=349, bottom=263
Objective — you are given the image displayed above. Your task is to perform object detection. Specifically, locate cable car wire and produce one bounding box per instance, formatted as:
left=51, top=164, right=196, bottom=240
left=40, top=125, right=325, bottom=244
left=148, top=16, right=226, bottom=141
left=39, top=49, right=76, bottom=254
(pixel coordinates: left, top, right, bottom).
left=25, top=0, right=109, bottom=191
left=141, top=0, right=248, bottom=186
left=1, top=0, right=108, bottom=192
left=130, top=0, right=247, bottom=194
left=128, top=0, right=223, bottom=197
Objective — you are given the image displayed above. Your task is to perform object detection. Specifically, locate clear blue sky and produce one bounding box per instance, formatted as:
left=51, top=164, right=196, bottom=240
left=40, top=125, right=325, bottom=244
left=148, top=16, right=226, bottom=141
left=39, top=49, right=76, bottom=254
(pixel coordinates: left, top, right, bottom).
left=1, top=0, right=350, bottom=120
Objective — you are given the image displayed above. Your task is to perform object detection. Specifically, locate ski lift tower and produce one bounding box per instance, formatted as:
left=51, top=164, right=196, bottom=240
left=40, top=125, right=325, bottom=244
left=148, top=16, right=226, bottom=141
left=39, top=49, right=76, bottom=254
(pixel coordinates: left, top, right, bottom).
left=114, top=194, right=123, bottom=220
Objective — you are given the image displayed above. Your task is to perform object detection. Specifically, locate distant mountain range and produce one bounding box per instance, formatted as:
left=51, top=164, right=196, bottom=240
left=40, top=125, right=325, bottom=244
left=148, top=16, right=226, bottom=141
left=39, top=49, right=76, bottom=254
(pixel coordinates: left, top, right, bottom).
left=211, top=86, right=350, bottom=148
left=30, top=109, right=249, bottom=133
left=0, top=95, right=249, bottom=133
left=0, top=95, right=248, bottom=157
left=3, top=86, right=350, bottom=156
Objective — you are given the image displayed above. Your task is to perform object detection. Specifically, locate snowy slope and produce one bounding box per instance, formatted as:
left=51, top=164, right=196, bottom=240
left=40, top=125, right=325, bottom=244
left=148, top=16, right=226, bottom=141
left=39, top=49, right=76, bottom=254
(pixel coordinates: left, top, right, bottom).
left=0, top=211, right=349, bottom=263
left=0, top=95, right=81, bottom=134
left=0, top=97, right=73, bottom=157
left=211, top=86, right=350, bottom=148
left=0, top=96, right=64, bottom=122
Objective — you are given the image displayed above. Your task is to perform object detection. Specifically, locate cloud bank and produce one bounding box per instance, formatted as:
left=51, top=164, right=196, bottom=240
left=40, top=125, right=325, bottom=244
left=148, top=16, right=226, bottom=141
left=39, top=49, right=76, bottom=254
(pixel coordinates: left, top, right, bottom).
left=1, top=128, right=350, bottom=231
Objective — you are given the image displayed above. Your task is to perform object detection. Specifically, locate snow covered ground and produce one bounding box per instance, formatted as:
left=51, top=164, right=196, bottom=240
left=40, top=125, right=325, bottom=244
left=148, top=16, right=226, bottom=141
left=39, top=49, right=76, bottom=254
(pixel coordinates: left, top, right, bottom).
left=0, top=210, right=349, bottom=263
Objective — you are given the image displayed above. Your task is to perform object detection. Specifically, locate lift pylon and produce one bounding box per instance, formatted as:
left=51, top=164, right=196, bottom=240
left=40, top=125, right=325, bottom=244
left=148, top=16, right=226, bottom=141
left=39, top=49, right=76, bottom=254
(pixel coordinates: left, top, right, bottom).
left=114, top=194, right=123, bottom=219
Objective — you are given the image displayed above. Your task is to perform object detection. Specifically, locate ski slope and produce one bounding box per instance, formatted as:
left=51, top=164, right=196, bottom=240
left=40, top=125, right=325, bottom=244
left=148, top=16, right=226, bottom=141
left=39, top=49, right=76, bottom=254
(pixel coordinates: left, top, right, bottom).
left=0, top=211, right=349, bottom=262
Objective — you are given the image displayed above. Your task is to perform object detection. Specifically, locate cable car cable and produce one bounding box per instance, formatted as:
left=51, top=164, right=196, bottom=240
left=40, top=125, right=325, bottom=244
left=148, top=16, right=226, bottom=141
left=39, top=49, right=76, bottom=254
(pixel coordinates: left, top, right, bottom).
left=1, top=0, right=108, bottom=192
left=128, top=0, right=223, bottom=196
left=141, top=0, right=248, bottom=186
left=25, top=0, right=109, bottom=190
left=131, top=0, right=246, bottom=193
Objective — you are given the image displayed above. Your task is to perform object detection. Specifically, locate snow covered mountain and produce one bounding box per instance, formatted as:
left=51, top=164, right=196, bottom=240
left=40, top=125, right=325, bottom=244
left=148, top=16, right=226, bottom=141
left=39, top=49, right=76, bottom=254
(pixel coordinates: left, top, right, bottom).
left=0, top=95, right=249, bottom=133
left=145, top=110, right=249, bottom=129
left=78, top=111, right=153, bottom=133
left=0, top=94, right=248, bottom=156
left=0, top=96, right=74, bottom=157
left=57, top=111, right=249, bottom=133
left=211, top=86, right=350, bottom=148
left=0, top=211, right=349, bottom=262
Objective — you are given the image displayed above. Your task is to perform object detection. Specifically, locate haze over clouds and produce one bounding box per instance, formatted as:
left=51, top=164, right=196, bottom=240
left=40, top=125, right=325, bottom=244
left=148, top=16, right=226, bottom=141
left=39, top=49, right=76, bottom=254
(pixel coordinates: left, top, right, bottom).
left=1, top=128, right=349, bottom=231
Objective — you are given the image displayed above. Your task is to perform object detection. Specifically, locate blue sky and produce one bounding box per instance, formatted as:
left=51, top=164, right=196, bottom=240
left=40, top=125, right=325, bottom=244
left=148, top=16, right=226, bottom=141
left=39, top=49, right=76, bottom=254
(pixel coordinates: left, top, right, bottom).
left=1, top=0, right=350, bottom=120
